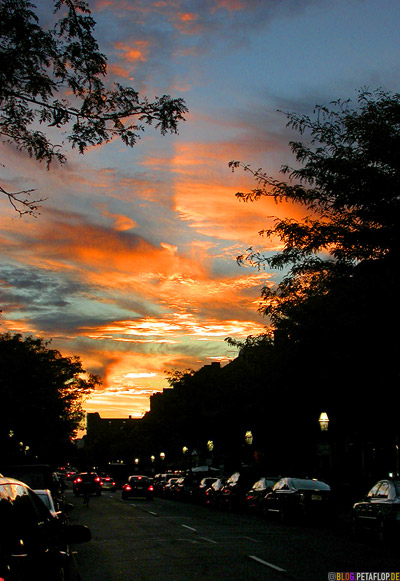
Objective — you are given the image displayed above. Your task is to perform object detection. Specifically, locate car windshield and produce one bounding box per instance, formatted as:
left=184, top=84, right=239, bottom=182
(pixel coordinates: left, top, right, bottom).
left=36, top=493, right=52, bottom=510
left=292, top=479, right=330, bottom=491
left=129, top=476, right=149, bottom=483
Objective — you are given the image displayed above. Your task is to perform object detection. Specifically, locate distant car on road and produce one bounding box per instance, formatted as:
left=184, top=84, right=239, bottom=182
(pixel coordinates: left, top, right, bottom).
left=0, top=476, right=91, bottom=581
left=352, top=478, right=400, bottom=540
left=263, top=477, right=332, bottom=522
left=73, top=472, right=102, bottom=497
left=121, top=475, right=154, bottom=500
left=101, top=475, right=117, bottom=491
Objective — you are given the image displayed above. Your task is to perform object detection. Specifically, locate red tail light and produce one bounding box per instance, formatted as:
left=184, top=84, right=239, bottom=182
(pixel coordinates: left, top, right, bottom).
left=95, top=477, right=101, bottom=483
left=125, top=485, right=132, bottom=491
left=148, top=485, right=154, bottom=492
left=75, top=477, right=82, bottom=484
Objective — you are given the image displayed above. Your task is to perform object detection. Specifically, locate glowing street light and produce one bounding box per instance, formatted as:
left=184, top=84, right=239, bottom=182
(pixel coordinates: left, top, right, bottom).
left=245, top=431, right=253, bottom=445
left=318, top=412, right=329, bottom=432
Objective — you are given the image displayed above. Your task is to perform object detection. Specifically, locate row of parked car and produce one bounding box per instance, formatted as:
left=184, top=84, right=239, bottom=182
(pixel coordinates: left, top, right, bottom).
left=151, top=470, right=400, bottom=541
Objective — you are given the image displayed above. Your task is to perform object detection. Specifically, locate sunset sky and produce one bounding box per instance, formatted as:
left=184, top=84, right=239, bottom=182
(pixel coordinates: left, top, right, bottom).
left=1, top=0, right=400, bottom=420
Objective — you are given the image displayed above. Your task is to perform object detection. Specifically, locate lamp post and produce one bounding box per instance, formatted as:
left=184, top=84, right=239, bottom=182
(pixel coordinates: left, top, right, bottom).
left=245, top=431, right=253, bottom=445
left=318, top=412, right=329, bottom=432
left=182, top=446, right=189, bottom=470
left=317, top=412, right=331, bottom=477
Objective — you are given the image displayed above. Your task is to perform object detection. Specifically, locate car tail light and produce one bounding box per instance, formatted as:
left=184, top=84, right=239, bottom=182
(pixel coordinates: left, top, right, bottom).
left=95, top=477, right=101, bottom=483
left=125, top=485, right=132, bottom=491
left=75, top=477, right=82, bottom=484
left=148, top=485, right=154, bottom=492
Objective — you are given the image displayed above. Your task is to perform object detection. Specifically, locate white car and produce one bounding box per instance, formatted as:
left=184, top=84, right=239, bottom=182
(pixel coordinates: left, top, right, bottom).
left=34, top=488, right=60, bottom=519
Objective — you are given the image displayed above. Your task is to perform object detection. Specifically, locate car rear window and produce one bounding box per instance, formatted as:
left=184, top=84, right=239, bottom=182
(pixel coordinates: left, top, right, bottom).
left=292, top=479, right=330, bottom=491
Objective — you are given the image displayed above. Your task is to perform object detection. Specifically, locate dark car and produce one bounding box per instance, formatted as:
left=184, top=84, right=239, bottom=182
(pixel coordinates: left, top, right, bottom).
left=263, top=477, right=332, bottom=522
left=352, top=478, right=400, bottom=540
left=173, top=474, right=203, bottom=502
left=219, top=471, right=257, bottom=511
left=0, top=476, right=91, bottom=581
left=204, top=477, right=226, bottom=508
left=73, top=472, right=102, bottom=497
left=246, top=476, right=280, bottom=513
left=196, top=477, right=219, bottom=504
left=121, top=475, right=154, bottom=500
left=162, top=476, right=180, bottom=498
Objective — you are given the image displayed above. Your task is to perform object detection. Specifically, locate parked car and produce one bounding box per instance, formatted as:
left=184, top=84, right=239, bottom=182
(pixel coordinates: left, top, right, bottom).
left=34, top=489, right=74, bottom=525
left=352, top=478, right=400, bottom=540
left=121, top=475, right=154, bottom=500
left=263, top=477, right=332, bottom=522
left=219, top=471, right=258, bottom=511
left=196, top=477, right=219, bottom=504
left=2, top=464, right=64, bottom=500
left=0, top=476, right=91, bottom=581
left=204, top=477, right=226, bottom=508
left=101, top=475, right=117, bottom=491
left=162, top=477, right=180, bottom=498
left=173, top=474, right=204, bottom=502
left=73, top=472, right=102, bottom=497
left=33, top=489, right=61, bottom=519
left=246, top=476, right=280, bottom=513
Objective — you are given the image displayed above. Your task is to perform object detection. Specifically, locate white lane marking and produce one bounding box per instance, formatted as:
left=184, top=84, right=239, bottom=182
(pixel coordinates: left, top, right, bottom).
left=148, top=511, right=158, bottom=516
left=181, top=524, right=197, bottom=532
left=199, top=536, right=217, bottom=544
left=249, top=555, right=286, bottom=572
left=242, top=536, right=260, bottom=542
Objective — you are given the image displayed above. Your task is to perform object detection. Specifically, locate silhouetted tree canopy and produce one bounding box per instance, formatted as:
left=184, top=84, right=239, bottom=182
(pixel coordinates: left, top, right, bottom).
left=0, top=0, right=187, bottom=215
left=0, top=332, right=100, bottom=462
left=230, top=88, right=400, bottom=328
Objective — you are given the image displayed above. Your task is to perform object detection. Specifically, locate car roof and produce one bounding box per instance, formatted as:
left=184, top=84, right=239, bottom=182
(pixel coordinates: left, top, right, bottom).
left=0, top=476, right=29, bottom=487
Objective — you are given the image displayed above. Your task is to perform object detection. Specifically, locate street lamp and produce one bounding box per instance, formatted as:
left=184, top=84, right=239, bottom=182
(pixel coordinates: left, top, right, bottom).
left=207, top=440, right=214, bottom=452
left=160, top=452, right=165, bottom=462
left=245, top=431, right=253, bottom=445
left=318, top=412, right=329, bottom=432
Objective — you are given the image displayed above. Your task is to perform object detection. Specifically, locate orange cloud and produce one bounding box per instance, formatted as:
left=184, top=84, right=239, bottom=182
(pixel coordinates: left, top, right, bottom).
left=114, top=40, right=150, bottom=64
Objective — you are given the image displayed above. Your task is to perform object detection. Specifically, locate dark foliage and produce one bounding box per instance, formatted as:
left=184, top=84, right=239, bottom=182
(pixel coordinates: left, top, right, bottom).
left=0, top=0, right=188, bottom=214
left=0, top=332, right=100, bottom=463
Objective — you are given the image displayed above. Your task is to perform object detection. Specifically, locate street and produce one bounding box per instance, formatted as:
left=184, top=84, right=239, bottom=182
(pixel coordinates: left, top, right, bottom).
left=68, top=490, right=400, bottom=581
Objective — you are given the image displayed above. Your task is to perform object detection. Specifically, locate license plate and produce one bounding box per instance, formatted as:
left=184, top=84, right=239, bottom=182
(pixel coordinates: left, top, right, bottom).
left=311, top=494, right=322, bottom=501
